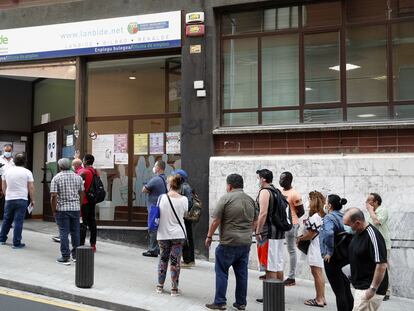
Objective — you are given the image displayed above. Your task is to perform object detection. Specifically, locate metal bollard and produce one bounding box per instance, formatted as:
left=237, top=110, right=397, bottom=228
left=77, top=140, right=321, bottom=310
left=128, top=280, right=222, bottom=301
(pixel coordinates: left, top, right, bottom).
left=75, top=246, right=94, bottom=288
left=263, top=279, right=285, bottom=311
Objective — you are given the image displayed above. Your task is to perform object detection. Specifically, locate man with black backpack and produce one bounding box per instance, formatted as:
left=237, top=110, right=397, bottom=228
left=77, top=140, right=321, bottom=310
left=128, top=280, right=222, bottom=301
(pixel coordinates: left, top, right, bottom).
left=78, top=154, right=101, bottom=252
left=255, top=169, right=292, bottom=304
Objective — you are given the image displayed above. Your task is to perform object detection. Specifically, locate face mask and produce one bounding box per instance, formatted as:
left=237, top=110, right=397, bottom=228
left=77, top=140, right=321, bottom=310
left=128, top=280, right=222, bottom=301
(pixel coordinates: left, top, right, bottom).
left=152, top=167, right=157, bottom=174
left=256, top=179, right=261, bottom=189
left=3, top=152, right=12, bottom=158
left=323, top=205, right=330, bottom=214
left=344, top=225, right=355, bottom=235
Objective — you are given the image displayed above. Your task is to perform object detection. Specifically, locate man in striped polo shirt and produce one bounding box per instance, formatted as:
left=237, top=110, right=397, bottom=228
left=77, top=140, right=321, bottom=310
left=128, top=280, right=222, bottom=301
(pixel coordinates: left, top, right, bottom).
left=344, top=208, right=388, bottom=311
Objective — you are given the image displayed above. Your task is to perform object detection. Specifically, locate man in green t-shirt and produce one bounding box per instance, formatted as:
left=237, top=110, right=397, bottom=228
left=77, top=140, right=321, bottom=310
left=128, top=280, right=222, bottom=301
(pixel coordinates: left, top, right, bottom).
left=365, top=192, right=391, bottom=301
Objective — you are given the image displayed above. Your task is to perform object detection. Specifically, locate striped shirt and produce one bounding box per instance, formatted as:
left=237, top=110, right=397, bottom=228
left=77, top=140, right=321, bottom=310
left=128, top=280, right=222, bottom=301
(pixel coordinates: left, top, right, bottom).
left=50, top=170, right=84, bottom=212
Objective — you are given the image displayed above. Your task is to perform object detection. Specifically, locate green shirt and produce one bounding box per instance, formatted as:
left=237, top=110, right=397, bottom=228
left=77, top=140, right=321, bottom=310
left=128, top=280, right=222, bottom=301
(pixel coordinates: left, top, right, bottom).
left=212, top=189, right=257, bottom=246
left=367, top=205, right=391, bottom=250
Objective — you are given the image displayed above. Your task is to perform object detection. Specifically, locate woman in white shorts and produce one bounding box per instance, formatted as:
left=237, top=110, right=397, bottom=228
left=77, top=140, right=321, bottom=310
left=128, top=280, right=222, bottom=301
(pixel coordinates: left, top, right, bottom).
left=297, top=191, right=326, bottom=308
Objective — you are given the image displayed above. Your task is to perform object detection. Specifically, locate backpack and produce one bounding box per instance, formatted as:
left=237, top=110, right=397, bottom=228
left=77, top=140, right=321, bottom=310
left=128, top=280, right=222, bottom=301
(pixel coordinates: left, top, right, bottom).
left=265, top=187, right=293, bottom=232
left=185, top=189, right=202, bottom=223
left=331, top=215, right=353, bottom=264
left=86, top=169, right=106, bottom=205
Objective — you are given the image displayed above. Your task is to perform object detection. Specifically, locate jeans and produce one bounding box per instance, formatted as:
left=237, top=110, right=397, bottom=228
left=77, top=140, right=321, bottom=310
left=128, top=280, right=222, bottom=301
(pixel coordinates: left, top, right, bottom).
left=285, top=223, right=299, bottom=278
left=55, top=211, right=80, bottom=259
left=80, top=203, right=97, bottom=246
left=147, top=206, right=159, bottom=254
left=0, top=199, right=27, bottom=246
left=324, top=260, right=354, bottom=311
left=214, top=244, right=250, bottom=306
left=182, top=219, right=194, bottom=263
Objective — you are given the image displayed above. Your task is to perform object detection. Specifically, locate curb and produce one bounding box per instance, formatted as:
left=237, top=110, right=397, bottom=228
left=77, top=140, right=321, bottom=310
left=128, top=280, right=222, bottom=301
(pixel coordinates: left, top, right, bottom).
left=0, top=278, right=147, bottom=311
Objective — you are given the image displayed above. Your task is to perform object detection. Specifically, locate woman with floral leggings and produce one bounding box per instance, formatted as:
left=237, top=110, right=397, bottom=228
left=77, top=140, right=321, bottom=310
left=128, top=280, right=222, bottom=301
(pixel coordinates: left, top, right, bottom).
left=156, top=174, right=188, bottom=296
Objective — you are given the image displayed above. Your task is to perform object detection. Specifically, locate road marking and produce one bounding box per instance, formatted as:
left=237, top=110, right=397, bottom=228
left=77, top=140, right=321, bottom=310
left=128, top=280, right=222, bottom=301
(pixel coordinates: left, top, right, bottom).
left=0, top=287, right=98, bottom=311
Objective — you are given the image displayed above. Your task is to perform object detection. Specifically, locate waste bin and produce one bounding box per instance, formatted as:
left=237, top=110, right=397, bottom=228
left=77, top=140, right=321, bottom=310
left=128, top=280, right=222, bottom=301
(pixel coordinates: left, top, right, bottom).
left=263, top=279, right=284, bottom=311
left=75, top=246, right=94, bottom=288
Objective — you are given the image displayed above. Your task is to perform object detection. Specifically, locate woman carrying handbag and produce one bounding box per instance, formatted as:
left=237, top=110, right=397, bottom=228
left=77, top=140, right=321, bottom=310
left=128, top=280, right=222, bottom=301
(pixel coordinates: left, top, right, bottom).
left=297, top=191, right=326, bottom=308
left=155, top=174, right=188, bottom=297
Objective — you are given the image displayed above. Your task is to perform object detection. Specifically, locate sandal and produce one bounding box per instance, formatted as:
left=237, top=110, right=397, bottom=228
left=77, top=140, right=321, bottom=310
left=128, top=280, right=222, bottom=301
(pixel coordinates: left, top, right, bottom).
left=304, top=299, right=324, bottom=307
left=156, top=285, right=163, bottom=294
left=171, top=288, right=180, bottom=297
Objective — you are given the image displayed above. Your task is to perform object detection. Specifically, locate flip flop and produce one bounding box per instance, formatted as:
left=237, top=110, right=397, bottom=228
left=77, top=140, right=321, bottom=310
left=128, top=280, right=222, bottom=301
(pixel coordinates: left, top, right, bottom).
left=304, top=299, right=324, bottom=307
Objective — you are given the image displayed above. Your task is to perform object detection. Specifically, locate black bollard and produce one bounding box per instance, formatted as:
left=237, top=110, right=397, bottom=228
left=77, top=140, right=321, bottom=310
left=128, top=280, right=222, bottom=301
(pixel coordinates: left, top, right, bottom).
left=75, top=246, right=94, bottom=288
left=263, top=279, right=284, bottom=311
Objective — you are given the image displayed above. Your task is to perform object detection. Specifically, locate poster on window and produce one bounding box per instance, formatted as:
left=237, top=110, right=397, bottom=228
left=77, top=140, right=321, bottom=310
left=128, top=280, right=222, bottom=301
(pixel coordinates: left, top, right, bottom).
left=92, top=134, right=114, bottom=169
left=114, top=134, right=128, bottom=164
left=166, top=132, right=180, bottom=154
left=134, top=134, right=148, bottom=155
left=149, top=133, right=164, bottom=154
left=47, top=131, right=57, bottom=163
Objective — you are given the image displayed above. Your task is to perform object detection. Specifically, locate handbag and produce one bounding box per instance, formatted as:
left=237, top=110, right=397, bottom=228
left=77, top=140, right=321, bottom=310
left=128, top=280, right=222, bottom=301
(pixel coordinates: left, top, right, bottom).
left=184, top=190, right=202, bottom=222
left=147, top=176, right=167, bottom=231
left=297, top=239, right=311, bottom=254
left=166, top=194, right=188, bottom=245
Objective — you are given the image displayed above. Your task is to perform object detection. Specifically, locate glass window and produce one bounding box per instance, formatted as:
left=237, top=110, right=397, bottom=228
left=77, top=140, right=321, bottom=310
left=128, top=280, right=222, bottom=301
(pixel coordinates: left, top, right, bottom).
left=347, top=0, right=387, bottom=23
left=262, top=34, right=299, bottom=107
left=87, top=56, right=179, bottom=117
left=223, top=38, right=258, bottom=109
left=167, top=57, right=181, bottom=112
left=303, top=1, right=341, bottom=27
left=347, top=106, right=389, bottom=122
left=223, top=112, right=258, bottom=126
left=395, top=105, right=414, bottom=119
left=34, top=79, right=75, bottom=126
left=304, top=108, right=342, bottom=123
left=305, top=32, right=340, bottom=104
left=393, top=22, right=414, bottom=101
left=347, top=26, right=387, bottom=103
left=87, top=121, right=129, bottom=222
left=264, top=7, right=298, bottom=31
left=391, top=0, right=414, bottom=18
left=222, top=11, right=262, bottom=35
left=262, top=110, right=299, bottom=125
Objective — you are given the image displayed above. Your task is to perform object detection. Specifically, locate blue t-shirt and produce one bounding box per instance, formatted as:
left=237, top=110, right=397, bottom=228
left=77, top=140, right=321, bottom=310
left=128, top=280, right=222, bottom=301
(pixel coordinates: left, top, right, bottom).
left=145, top=174, right=167, bottom=207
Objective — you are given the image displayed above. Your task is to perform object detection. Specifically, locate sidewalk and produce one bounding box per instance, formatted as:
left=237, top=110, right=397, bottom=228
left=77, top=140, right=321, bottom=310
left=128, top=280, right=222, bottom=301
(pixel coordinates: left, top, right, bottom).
left=0, top=220, right=412, bottom=311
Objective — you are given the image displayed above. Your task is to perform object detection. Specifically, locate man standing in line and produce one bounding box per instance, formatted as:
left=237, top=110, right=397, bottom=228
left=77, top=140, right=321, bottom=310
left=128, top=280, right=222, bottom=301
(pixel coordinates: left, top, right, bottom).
left=0, top=153, right=34, bottom=248
left=51, top=158, right=84, bottom=265
left=78, top=154, right=98, bottom=252
left=344, top=208, right=388, bottom=311
left=280, top=171, right=303, bottom=286
left=255, top=169, right=285, bottom=303
left=142, top=160, right=167, bottom=257
left=365, top=193, right=392, bottom=301
left=205, top=174, right=256, bottom=311
left=0, top=144, right=15, bottom=216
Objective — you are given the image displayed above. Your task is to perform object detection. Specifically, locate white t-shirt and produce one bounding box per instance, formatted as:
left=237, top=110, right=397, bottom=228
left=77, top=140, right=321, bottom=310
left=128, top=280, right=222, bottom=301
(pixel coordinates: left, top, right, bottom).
left=0, top=155, right=15, bottom=176
left=3, top=166, right=34, bottom=200
left=157, top=194, right=188, bottom=241
left=306, top=213, right=324, bottom=268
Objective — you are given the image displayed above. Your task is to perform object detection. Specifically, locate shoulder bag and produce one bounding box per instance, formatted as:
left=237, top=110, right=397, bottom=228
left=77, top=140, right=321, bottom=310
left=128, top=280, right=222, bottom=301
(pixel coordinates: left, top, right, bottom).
left=147, top=176, right=167, bottom=231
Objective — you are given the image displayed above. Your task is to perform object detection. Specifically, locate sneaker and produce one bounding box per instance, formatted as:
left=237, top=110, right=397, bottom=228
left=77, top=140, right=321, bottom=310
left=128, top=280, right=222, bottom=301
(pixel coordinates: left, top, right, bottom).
left=156, top=285, right=163, bottom=294
left=52, top=236, right=60, bottom=243
left=181, top=262, right=193, bottom=269
left=205, top=303, right=226, bottom=310
left=56, top=257, right=71, bottom=265
left=142, top=250, right=158, bottom=257
left=256, top=298, right=263, bottom=303
left=284, top=278, right=296, bottom=286
left=383, top=294, right=390, bottom=301
left=72, top=257, right=77, bottom=263
left=91, top=244, right=96, bottom=252
left=232, top=303, right=246, bottom=310
left=0, top=241, right=6, bottom=245
left=170, top=289, right=180, bottom=297
left=12, top=243, right=26, bottom=249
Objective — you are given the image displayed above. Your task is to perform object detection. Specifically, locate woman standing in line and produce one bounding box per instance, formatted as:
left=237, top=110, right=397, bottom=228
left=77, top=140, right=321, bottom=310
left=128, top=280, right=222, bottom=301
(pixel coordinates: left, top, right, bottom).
left=319, top=194, right=353, bottom=311
left=156, top=174, right=188, bottom=297
left=297, top=191, right=327, bottom=307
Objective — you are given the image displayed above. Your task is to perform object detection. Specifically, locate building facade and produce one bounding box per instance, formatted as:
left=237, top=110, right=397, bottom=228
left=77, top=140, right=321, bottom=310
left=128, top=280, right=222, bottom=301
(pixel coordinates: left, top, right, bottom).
left=0, top=0, right=413, bottom=298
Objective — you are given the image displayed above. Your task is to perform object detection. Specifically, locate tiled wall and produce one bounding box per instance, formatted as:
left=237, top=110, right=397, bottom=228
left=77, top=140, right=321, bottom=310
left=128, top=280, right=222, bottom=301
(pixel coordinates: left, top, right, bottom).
left=214, top=128, right=414, bottom=155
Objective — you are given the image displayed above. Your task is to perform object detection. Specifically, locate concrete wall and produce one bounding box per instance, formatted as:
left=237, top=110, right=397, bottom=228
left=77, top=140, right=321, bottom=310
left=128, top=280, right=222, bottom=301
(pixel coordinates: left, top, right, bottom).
left=209, top=154, right=414, bottom=299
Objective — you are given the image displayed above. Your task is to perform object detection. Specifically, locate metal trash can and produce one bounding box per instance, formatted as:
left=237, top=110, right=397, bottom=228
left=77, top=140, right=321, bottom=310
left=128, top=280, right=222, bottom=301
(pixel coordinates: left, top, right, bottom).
left=75, top=246, right=94, bottom=288
left=263, top=279, right=284, bottom=311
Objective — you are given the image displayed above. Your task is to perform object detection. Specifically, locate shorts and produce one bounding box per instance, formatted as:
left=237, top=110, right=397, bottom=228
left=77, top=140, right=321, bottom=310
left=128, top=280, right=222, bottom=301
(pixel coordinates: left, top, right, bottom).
left=257, top=238, right=284, bottom=272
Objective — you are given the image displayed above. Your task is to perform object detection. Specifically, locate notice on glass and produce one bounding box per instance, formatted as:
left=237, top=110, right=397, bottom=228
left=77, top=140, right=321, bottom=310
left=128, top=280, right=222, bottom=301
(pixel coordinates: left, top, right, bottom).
left=166, top=132, right=180, bottom=154
left=134, top=134, right=148, bottom=155
left=92, top=134, right=115, bottom=169
left=149, top=133, right=164, bottom=154
left=114, top=134, right=128, bottom=164
left=66, top=135, right=74, bottom=147
left=47, top=131, right=57, bottom=163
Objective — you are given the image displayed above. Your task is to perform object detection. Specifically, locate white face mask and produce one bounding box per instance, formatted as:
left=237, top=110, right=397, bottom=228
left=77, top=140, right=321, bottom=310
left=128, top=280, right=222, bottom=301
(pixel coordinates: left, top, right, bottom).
left=323, top=205, right=330, bottom=214
left=152, top=167, right=157, bottom=174
left=256, top=179, right=261, bottom=189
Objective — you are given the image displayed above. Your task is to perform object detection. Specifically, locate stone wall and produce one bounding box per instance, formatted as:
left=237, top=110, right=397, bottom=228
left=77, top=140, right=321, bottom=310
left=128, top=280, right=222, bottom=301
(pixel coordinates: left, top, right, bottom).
left=209, top=154, right=414, bottom=299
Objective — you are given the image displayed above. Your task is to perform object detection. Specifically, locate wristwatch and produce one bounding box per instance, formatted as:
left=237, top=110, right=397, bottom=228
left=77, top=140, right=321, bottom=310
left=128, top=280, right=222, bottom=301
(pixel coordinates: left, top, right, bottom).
left=369, top=286, right=377, bottom=293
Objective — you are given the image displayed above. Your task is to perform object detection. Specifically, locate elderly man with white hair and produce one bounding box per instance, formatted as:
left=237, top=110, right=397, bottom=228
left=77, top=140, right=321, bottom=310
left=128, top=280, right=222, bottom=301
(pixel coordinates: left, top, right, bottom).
left=50, top=158, right=84, bottom=265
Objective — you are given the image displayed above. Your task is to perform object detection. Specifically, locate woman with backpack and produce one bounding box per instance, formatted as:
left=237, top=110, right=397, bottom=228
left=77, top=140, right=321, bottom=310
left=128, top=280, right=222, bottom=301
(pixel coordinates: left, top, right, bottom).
left=155, top=174, right=188, bottom=297
left=319, top=194, right=353, bottom=311
left=296, top=191, right=326, bottom=307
